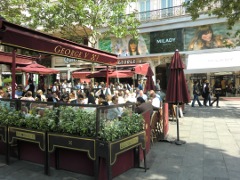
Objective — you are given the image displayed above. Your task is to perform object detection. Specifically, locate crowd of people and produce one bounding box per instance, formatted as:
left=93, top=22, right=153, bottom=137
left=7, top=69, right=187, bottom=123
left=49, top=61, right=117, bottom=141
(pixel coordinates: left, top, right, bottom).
left=0, top=79, right=164, bottom=120
left=191, top=80, right=222, bottom=108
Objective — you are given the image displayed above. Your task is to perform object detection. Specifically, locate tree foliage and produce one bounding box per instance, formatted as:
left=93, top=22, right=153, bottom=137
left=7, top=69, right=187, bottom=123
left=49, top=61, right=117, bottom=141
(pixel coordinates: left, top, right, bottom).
left=0, top=0, right=140, bottom=47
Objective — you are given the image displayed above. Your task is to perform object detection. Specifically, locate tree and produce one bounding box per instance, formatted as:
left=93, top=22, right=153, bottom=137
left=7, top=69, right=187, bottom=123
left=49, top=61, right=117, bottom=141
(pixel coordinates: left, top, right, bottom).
left=183, top=0, right=240, bottom=42
left=0, top=0, right=140, bottom=48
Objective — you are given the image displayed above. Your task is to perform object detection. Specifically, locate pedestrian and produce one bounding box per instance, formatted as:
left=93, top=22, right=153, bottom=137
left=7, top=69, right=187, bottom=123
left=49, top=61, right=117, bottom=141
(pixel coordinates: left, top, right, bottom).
left=203, top=80, right=211, bottom=106
left=191, top=81, right=203, bottom=107
left=211, top=81, right=221, bottom=108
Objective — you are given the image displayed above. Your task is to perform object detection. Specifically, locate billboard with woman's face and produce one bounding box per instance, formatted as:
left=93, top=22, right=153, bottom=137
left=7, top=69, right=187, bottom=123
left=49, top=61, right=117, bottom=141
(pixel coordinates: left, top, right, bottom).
left=99, top=34, right=150, bottom=56
left=184, top=22, right=240, bottom=51
left=98, top=21, right=240, bottom=55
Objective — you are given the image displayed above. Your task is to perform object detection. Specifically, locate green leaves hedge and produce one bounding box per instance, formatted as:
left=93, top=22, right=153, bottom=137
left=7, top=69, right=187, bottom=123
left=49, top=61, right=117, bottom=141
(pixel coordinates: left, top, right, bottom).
left=0, top=105, right=144, bottom=142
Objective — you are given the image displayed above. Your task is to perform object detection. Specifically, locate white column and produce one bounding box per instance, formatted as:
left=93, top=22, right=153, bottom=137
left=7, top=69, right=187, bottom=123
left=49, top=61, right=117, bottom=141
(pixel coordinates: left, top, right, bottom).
left=67, top=64, right=71, bottom=80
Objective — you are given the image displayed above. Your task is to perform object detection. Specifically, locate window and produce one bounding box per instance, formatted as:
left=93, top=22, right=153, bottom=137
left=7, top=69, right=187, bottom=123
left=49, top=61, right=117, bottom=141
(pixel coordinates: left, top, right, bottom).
left=161, top=0, right=173, bottom=17
left=139, top=0, right=150, bottom=21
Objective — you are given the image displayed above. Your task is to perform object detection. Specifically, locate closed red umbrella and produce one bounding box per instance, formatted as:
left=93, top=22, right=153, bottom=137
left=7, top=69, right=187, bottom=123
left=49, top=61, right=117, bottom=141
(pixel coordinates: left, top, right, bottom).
left=166, top=51, right=190, bottom=103
left=143, top=66, right=155, bottom=93
left=165, top=49, right=190, bottom=145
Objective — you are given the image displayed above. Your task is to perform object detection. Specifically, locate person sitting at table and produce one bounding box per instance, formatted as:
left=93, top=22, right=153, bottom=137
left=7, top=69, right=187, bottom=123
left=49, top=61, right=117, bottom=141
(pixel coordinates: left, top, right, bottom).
left=136, top=90, right=148, bottom=101
left=135, top=97, right=153, bottom=115
left=85, top=89, right=96, bottom=104
left=107, top=96, right=123, bottom=120
left=15, top=85, right=24, bottom=98
left=98, top=94, right=109, bottom=105
left=47, top=92, right=60, bottom=103
left=0, top=89, right=5, bottom=98
left=20, top=91, right=35, bottom=101
left=35, top=89, right=47, bottom=102
left=149, top=91, right=161, bottom=109
left=59, top=94, right=70, bottom=103
left=70, top=94, right=85, bottom=104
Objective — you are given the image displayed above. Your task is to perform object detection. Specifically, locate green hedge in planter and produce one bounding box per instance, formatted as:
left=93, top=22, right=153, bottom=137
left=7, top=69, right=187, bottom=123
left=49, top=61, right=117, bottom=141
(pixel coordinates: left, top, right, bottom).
left=0, top=105, right=144, bottom=142
left=98, top=110, right=144, bottom=142
left=0, top=106, right=22, bottom=126
left=57, top=106, right=96, bottom=137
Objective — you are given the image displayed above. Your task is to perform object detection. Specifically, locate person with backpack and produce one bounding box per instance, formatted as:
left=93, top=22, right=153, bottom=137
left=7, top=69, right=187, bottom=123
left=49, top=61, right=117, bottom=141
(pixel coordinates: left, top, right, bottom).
left=211, top=82, right=221, bottom=108
left=203, top=80, right=211, bottom=106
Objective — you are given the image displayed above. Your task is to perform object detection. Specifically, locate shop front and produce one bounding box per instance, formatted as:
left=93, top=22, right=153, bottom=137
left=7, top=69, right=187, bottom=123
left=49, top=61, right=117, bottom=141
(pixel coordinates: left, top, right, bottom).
left=185, top=50, right=240, bottom=97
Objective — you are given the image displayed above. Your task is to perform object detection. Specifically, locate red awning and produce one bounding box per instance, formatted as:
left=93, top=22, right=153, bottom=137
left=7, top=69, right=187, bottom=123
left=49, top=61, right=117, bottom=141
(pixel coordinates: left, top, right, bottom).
left=133, top=63, right=150, bottom=76
left=0, top=51, right=34, bottom=65
left=0, top=20, right=118, bottom=66
left=86, top=69, right=133, bottom=78
left=72, top=71, right=92, bottom=79
left=16, top=61, right=59, bottom=75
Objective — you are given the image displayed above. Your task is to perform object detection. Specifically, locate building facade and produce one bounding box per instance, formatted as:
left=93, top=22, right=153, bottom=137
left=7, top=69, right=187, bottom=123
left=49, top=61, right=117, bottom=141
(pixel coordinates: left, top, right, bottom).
left=97, top=0, right=240, bottom=97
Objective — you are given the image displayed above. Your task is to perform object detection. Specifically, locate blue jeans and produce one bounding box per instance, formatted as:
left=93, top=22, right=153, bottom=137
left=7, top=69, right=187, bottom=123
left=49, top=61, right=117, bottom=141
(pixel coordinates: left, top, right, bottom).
left=191, top=94, right=202, bottom=107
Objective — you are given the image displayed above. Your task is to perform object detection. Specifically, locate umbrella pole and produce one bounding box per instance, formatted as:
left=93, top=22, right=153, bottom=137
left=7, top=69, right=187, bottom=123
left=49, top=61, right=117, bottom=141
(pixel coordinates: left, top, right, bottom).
left=174, top=103, right=186, bottom=145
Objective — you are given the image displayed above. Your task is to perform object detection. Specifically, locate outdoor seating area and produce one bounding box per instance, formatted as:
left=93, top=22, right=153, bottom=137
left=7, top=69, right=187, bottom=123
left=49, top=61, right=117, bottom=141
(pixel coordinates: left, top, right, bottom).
left=0, top=98, right=154, bottom=179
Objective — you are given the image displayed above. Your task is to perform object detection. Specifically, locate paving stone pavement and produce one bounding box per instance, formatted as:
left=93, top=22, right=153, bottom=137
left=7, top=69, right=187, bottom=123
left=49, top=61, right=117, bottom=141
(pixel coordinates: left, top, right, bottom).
left=0, top=99, right=240, bottom=180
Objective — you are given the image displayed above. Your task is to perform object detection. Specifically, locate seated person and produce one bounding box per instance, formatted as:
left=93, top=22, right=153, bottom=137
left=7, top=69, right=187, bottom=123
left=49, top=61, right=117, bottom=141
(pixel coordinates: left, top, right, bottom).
left=70, top=94, right=85, bottom=104
left=85, top=89, right=96, bottom=104
left=15, top=85, right=24, bottom=98
left=98, top=94, right=109, bottom=105
left=47, top=92, right=60, bottom=102
left=149, top=91, right=161, bottom=109
left=136, top=90, right=148, bottom=101
left=35, top=89, right=47, bottom=102
left=20, top=91, right=35, bottom=101
left=107, top=96, right=122, bottom=120
left=59, top=94, right=70, bottom=103
left=135, top=97, right=153, bottom=115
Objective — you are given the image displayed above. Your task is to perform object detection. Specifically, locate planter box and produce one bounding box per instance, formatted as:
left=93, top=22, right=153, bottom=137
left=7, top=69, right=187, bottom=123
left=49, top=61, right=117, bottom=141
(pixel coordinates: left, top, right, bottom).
left=0, top=125, right=8, bottom=164
left=96, top=131, right=147, bottom=180
left=0, top=125, right=7, bottom=144
left=47, top=133, right=96, bottom=177
left=8, top=127, right=48, bottom=174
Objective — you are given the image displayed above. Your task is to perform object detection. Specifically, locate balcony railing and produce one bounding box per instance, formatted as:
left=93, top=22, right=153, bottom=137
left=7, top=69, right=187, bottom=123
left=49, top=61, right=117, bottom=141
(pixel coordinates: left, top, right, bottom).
left=133, top=2, right=222, bottom=22
left=135, top=5, right=187, bottom=22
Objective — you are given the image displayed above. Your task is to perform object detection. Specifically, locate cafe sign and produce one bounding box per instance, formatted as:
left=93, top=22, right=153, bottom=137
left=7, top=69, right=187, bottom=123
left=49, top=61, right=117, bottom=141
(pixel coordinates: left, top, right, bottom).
left=0, top=20, right=118, bottom=66
left=64, top=57, right=78, bottom=64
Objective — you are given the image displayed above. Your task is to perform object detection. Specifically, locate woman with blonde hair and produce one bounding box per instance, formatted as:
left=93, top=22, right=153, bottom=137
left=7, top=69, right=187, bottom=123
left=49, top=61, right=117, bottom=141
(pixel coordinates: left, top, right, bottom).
left=35, top=89, right=47, bottom=102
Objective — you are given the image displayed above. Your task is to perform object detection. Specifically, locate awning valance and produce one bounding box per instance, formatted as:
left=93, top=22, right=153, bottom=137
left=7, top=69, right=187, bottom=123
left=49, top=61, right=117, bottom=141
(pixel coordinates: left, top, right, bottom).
left=72, top=71, right=92, bottom=79
left=185, top=51, right=240, bottom=74
left=0, top=51, right=33, bottom=65
left=0, top=20, right=118, bottom=66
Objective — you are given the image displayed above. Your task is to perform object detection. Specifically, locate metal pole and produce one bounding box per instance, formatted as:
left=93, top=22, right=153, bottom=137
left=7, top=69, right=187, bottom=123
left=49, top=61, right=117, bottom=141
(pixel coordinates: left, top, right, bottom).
left=11, top=49, right=16, bottom=99
left=175, top=103, right=186, bottom=145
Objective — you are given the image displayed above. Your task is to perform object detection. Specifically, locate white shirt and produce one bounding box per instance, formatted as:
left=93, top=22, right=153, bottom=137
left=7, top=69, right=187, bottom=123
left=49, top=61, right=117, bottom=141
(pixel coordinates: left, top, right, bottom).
left=151, top=97, right=160, bottom=108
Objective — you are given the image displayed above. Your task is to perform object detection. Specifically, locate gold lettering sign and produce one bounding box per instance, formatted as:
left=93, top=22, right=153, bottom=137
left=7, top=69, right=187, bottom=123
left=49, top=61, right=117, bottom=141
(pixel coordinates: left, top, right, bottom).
left=16, top=131, right=36, bottom=140
left=53, top=45, right=99, bottom=62
left=120, top=137, right=138, bottom=150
